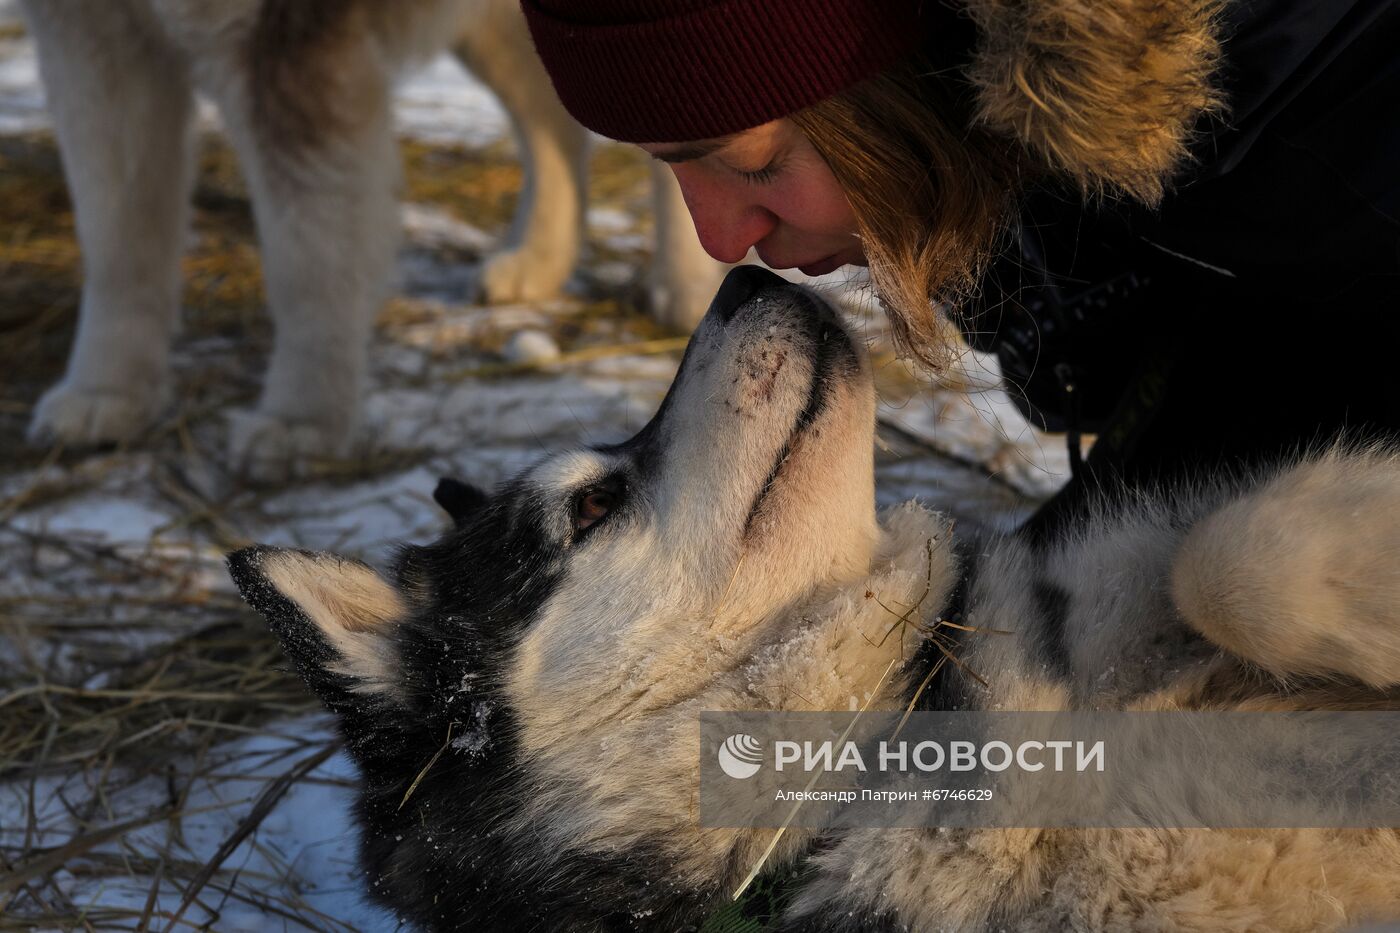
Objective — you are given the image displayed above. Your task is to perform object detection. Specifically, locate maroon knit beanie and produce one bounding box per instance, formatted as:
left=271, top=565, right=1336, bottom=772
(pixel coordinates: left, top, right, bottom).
left=521, top=0, right=946, bottom=143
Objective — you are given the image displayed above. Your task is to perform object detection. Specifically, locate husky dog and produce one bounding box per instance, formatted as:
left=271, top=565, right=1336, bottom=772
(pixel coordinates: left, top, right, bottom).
left=20, top=0, right=719, bottom=477
left=231, top=265, right=1400, bottom=931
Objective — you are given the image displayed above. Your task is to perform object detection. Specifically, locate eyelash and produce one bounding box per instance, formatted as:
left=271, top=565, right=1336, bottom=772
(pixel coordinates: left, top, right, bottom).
left=737, top=158, right=782, bottom=186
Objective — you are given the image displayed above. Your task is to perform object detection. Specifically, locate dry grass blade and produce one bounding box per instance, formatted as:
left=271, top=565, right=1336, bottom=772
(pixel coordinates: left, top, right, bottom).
left=161, top=740, right=341, bottom=933
left=1, top=522, right=330, bottom=927
left=137, top=854, right=166, bottom=933
left=731, top=658, right=902, bottom=902
left=0, top=804, right=226, bottom=894
left=400, top=721, right=456, bottom=811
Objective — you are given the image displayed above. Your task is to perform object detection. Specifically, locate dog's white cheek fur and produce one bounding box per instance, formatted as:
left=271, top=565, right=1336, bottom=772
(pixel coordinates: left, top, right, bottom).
left=504, top=503, right=958, bottom=889
left=509, top=339, right=881, bottom=748
left=736, top=372, right=882, bottom=600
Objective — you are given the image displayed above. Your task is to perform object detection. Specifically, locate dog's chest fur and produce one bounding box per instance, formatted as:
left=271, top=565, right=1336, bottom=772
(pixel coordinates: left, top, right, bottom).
left=921, top=509, right=1219, bottom=716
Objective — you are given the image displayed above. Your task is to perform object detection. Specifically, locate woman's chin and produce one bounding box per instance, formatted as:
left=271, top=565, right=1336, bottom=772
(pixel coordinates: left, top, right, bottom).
left=797, top=254, right=849, bottom=277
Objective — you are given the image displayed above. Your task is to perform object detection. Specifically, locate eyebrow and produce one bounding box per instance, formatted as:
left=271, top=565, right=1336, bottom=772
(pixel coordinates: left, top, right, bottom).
left=647, top=137, right=737, bottom=163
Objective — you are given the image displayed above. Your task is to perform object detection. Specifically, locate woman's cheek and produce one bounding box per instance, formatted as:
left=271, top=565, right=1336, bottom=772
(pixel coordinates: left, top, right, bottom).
left=770, top=166, right=858, bottom=238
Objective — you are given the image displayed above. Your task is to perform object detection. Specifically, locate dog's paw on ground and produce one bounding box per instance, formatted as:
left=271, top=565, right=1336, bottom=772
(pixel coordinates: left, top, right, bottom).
left=226, top=409, right=355, bottom=484
left=479, top=243, right=575, bottom=304
left=27, top=379, right=167, bottom=448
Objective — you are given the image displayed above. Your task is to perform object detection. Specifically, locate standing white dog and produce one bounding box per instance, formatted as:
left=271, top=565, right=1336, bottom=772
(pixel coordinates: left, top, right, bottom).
left=20, top=0, right=720, bottom=477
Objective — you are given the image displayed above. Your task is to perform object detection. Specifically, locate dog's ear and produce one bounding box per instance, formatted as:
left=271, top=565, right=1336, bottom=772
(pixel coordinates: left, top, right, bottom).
left=228, top=546, right=404, bottom=702
left=433, top=477, right=488, bottom=527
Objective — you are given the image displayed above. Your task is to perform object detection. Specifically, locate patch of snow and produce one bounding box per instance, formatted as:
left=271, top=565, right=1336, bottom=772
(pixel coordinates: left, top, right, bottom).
left=586, top=207, right=634, bottom=233
left=0, top=30, right=42, bottom=134
left=0, top=26, right=508, bottom=145
left=251, top=465, right=449, bottom=561
left=386, top=300, right=556, bottom=356
left=0, top=716, right=399, bottom=932
left=877, top=357, right=1071, bottom=501
left=449, top=701, right=495, bottom=761
left=598, top=230, right=648, bottom=252
left=590, top=260, right=636, bottom=288
left=394, top=53, right=508, bottom=146
left=364, top=372, right=666, bottom=458
left=12, top=495, right=173, bottom=544
left=401, top=202, right=496, bottom=253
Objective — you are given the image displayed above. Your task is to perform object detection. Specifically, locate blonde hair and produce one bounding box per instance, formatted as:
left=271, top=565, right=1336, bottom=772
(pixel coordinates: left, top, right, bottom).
left=791, top=53, right=1027, bottom=370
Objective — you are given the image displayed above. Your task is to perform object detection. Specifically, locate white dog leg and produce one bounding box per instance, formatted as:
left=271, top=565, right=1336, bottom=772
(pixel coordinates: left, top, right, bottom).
left=22, top=0, right=194, bottom=447
left=454, top=0, right=587, bottom=305
left=206, top=28, right=400, bottom=480
left=649, top=161, right=727, bottom=332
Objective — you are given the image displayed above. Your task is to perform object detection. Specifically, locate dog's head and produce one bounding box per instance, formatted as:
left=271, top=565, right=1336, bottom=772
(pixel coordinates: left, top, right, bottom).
left=227, top=266, right=882, bottom=925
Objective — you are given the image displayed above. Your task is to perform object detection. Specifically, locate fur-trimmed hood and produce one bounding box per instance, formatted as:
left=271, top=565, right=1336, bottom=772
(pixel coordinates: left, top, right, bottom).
left=962, top=0, right=1225, bottom=205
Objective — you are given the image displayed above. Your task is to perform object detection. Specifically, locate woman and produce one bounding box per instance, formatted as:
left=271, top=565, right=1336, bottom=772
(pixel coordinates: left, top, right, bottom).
left=522, top=0, right=1400, bottom=536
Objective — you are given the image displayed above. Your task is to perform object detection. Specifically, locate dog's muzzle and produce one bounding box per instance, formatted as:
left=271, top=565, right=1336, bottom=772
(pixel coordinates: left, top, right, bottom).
left=708, top=264, right=789, bottom=324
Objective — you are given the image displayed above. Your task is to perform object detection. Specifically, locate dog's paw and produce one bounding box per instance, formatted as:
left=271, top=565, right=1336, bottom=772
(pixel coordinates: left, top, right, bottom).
left=27, top=379, right=166, bottom=447
left=479, top=247, right=573, bottom=304
left=648, top=263, right=726, bottom=333
left=226, top=409, right=355, bottom=484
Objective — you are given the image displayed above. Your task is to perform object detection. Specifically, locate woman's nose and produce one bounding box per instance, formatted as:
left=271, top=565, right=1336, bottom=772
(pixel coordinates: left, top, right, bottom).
left=670, top=167, right=776, bottom=265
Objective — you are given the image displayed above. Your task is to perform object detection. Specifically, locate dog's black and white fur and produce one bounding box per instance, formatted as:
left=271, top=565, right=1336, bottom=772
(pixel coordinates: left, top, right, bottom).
left=231, top=266, right=1400, bottom=931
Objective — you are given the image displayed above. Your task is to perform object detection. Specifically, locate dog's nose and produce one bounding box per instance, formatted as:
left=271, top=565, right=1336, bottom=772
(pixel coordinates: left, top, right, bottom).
left=710, top=265, right=789, bottom=324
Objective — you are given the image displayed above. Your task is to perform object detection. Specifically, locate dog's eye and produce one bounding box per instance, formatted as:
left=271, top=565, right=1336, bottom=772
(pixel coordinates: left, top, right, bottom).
left=574, top=488, right=616, bottom=532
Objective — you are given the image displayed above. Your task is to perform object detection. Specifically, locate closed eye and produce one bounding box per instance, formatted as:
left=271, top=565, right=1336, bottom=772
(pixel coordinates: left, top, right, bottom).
left=736, top=157, right=782, bottom=186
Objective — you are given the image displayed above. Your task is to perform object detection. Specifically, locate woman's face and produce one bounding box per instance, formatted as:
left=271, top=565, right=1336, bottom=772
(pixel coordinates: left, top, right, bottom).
left=641, top=119, right=866, bottom=277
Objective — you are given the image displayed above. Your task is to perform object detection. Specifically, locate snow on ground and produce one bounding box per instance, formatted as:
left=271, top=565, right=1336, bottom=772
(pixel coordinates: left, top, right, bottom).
left=5, top=718, right=398, bottom=931
left=0, top=0, right=509, bottom=145
left=0, top=14, right=1067, bottom=931
left=0, top=5, right=41, bottom=135
left=392, top=56, right=509, bottom=148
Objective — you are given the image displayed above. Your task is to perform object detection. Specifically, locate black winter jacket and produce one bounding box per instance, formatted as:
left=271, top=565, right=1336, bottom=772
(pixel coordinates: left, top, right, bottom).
left=954, top=0, right=1400, bottom=537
